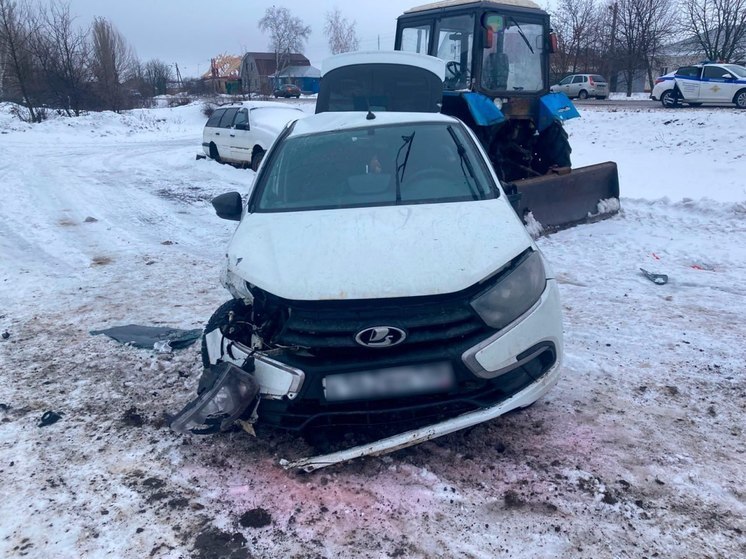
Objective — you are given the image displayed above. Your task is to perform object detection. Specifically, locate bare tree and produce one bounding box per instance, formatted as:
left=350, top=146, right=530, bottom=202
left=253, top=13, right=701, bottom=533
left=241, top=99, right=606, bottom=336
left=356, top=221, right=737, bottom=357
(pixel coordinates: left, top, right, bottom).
left=324, top=7, right=359, bottom=55
left=616, top=0, right=678, bottom=95
left=551, top=0, right=599, bottom=75
left=142, top=58, right=173, bottom=97
left=681, top=0, right=746, bottom=61
left=258, top=6, right=311, bottom=72
left=31, top=1, right=89, bottom=116
left=90, top=16, right=136, bottom=111
left=0, top=0, right=41, bottom=121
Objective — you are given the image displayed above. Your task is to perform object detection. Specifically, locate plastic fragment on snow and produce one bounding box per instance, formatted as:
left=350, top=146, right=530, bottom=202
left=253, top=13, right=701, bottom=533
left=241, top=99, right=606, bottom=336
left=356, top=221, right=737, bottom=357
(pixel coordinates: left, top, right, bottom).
left=90, top=325, right=201, bottom=350
left=39, top=411, right=63, bottom=427
left=640, top=268, right=668, bottom=285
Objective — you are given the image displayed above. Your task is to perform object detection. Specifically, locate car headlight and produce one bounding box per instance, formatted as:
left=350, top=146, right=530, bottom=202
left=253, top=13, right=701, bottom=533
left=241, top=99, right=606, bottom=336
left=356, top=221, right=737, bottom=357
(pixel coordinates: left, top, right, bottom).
left=470, top=250, right=546, bottom=329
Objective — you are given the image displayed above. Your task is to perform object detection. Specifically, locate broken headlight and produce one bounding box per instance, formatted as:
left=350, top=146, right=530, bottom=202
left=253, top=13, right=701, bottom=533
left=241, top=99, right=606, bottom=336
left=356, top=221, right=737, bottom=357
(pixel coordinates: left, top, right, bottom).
left=470, top=250, right=546, bottom=330
left=170, top=362, right=259, bottom=435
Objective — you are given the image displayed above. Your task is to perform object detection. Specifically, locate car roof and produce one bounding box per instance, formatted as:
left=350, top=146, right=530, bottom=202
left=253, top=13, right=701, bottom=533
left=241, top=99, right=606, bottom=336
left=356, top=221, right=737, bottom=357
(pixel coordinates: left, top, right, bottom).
left=288, top=111, right=460, bottom=139
left=214, top=101, right=303, bottom=111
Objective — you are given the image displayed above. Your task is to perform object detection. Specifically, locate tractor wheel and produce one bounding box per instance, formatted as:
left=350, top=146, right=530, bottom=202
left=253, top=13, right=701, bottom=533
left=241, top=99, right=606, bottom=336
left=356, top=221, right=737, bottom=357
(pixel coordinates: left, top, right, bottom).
left=209, top=142, right=221, bottom=163
left=251, top=149, right=265, bottom=172
left=534, top=121, right=572, bottom=175
left=734, top=89, right=746, bottom=109
left=578, top=89, right=588, bottom=100
left=661, top=89, right=680, bottom=108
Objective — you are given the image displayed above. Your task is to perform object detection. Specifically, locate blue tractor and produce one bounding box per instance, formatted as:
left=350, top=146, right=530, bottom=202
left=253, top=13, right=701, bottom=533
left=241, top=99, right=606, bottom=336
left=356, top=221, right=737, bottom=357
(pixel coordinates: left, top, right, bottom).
left=317, top=0, right=620, bottom=233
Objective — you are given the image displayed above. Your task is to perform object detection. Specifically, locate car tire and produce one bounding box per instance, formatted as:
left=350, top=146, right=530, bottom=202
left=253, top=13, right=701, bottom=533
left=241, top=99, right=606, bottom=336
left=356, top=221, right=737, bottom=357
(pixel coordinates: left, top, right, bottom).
left=200, top=298, right=252, bottom=371
left=734, top=89, right=746, bottom=109
left=251, top=149, right=265, bottom=172
left=533, top=121, right=572, bottom=174
left=578, top=90, right=588, bottom=100
left=209, top=142, right=221, bottom=163
left=661, top=89, right=680, bottom=108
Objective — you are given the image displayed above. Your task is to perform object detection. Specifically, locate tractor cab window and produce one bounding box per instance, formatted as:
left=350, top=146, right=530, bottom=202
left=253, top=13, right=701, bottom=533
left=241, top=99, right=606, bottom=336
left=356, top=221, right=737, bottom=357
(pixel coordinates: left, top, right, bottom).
left=480, top=13, right=544, bottom=94
left=435, top=15, right=474, bottom=90
left=400, top=24, right=431, bottom=54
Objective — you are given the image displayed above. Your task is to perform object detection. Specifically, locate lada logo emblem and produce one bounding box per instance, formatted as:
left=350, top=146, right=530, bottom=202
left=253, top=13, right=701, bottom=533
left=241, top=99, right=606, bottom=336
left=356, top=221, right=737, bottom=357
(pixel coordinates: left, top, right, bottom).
left=355, top=326, right=407, bottom=348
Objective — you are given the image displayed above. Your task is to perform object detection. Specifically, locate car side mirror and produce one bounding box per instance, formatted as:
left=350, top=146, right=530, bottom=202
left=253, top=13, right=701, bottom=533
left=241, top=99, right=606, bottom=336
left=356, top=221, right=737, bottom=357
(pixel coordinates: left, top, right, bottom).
left=235, top=122, right=249, bottom=131
left=212, top=192, right=243, bottom=221
left=722, top=73, right=733, bottom=79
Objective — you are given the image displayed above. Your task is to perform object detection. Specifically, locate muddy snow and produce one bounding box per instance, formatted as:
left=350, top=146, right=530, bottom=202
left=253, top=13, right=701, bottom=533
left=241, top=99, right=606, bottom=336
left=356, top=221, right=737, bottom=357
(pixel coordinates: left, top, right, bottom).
left=1, top=101, right=744, bottom=558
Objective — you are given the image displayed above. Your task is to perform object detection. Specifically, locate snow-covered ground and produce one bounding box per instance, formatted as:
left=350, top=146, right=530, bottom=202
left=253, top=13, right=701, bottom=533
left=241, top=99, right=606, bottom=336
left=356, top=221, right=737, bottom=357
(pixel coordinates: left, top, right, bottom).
left=1, top=101, right=744, bottom=559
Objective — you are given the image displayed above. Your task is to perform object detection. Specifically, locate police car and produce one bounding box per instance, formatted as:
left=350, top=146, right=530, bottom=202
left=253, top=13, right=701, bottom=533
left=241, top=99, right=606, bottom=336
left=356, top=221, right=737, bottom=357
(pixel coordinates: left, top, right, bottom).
left=651, top=63, right=746, bottom=108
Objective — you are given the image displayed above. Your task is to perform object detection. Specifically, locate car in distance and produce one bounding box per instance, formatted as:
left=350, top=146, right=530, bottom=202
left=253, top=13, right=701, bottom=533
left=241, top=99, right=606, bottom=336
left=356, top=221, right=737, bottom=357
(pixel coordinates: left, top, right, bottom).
left=651, top=63, right=746, bottom=108
left=202, top=101, right=305, bottom=170
left=273, top=83, right=302, bottom=98
left=550, top=74, right=608, bottom=99
left=175, top=108, right=565, bottom=471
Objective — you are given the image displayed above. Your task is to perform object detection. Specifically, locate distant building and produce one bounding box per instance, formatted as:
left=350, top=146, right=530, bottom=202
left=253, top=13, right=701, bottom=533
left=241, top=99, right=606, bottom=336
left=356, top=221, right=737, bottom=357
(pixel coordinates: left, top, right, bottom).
left=240, top=52, right=312, bottom=95
left=202, top=54, right=242, bottom=94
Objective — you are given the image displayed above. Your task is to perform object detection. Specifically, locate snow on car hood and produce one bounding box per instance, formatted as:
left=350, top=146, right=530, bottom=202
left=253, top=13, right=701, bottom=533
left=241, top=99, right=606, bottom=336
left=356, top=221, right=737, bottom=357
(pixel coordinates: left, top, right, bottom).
left=226, top=197, right=533, bottom=301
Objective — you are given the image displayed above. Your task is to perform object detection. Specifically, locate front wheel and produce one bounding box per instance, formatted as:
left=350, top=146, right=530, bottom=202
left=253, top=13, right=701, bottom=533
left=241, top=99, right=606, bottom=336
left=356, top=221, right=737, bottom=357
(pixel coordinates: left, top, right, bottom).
left=578, top=90, right=588, bottom=100
left=734, top=89, right=746, bottom=109
left=198, top=298, right=254, bottom=398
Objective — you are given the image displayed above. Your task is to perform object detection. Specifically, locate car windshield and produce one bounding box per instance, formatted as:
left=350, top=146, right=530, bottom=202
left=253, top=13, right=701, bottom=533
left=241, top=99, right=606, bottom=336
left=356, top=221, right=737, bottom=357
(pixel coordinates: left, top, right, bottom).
left=252, top=122, right=497, bottom=212
left=723, top=64, right=746, bottom=77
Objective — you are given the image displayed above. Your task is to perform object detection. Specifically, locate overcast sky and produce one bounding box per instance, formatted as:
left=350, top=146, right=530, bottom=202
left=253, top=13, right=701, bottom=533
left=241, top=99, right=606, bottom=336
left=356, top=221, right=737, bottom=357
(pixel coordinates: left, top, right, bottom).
left=46, top=0, right=428, bottom=78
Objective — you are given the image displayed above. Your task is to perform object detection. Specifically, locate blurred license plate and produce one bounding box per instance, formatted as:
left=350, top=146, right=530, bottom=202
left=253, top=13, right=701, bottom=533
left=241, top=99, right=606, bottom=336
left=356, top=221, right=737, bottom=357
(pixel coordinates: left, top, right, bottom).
left=324, top=362, right=455, bottom=402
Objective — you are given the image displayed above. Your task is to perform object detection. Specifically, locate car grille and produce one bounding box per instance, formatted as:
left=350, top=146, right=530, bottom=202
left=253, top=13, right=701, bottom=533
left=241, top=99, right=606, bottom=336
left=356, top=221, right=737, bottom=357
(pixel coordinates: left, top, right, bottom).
left=273, top=293, right=491, bottom=353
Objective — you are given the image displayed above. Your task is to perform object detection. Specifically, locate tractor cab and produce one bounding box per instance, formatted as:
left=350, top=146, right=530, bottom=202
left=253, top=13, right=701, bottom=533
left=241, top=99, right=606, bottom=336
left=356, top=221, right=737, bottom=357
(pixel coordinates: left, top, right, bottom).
left=396, top=0, right=552, bottom=105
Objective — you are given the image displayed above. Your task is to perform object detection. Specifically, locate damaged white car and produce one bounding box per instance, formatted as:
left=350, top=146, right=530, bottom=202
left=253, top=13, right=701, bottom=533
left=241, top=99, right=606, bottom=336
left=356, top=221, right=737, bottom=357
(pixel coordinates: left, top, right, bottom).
left=172, top=55, right=564, bottom=472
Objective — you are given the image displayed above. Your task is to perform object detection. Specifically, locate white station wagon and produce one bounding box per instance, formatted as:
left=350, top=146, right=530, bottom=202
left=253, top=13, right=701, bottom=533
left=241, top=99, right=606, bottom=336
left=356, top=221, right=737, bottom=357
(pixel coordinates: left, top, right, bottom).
left=202, top=101, right=306, bottom=170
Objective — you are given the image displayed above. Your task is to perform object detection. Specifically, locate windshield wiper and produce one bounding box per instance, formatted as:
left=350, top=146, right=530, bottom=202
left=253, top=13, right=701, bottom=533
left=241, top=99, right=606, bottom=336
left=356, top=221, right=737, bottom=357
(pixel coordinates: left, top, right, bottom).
left=447, top=126, right=485, bottom=200
left=394, top=132, right=416, bottom=204
left=509, top=17, right=534, bottom=54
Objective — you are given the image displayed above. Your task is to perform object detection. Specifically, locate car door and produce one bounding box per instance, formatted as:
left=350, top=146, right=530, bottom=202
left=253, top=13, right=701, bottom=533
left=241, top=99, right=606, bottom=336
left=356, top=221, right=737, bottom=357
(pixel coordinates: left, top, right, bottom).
left=570, top=75, right=584, bottom=97
left=701, top=65, right=737, bottom=103
left=556, top=75, right=572, bottom=94
left=674, top=66, right=702, bottom=101
left=229, top=108, right=252, bottom=164
left=216, top=108, right=239, bottom=160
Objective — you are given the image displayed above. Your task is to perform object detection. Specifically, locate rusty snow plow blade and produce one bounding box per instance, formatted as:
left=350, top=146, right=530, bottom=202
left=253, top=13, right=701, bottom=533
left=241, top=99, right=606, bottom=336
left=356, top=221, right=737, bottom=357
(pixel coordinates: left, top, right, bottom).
left=506, top=161, right=620, bottom=236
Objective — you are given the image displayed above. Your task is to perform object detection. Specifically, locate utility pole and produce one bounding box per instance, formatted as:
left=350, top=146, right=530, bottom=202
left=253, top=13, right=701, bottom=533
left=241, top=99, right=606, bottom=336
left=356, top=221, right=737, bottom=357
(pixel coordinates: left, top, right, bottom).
left=608, top=2, right=618, bottom=92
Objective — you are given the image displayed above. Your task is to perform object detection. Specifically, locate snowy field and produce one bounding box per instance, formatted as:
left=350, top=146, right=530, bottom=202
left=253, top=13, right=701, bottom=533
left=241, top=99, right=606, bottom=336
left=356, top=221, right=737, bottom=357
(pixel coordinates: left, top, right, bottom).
left=1, top=100, right=745, bottom=559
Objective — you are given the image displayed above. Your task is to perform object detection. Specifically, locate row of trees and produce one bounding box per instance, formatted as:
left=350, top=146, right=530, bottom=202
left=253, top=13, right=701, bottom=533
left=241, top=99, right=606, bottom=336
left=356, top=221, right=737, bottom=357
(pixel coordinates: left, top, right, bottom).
left=0, top=0, right=175, bottom=121
left=550, top=0, right=746, bottom=94
left=0, top=1, right=361, bottom=121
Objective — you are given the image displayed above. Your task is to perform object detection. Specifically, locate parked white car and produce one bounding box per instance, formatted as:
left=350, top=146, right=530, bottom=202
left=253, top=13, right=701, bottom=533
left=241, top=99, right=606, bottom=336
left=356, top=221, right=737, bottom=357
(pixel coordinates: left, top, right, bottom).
left=651, top=63, right=746, bottom=108
left=202, top=102, right=305, bottom=170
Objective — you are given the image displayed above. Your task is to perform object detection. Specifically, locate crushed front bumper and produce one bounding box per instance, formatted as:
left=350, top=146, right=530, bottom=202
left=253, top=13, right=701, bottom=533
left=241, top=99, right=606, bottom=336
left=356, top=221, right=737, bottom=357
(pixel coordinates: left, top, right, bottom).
left=174, top=280, right=563, bottom=470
